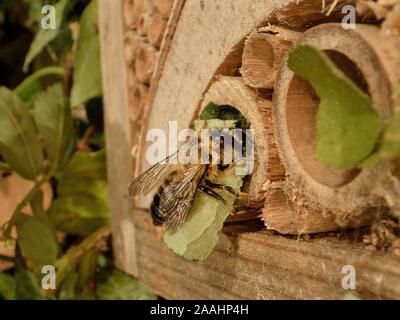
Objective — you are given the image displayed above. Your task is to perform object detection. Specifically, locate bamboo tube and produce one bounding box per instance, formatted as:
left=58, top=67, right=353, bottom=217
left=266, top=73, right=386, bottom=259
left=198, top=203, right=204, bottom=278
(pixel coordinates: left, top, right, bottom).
left=137, top=13, right=152, bottom=36
left=356, top=0, right=389, bottom=20
left=123, top=0, right=154, bottom=29
left=148, top=12, right=167, bottom=47
left=152, top=0, right=173, bottom=17
left=272, top=23, right=400, bottom=224
left=123, top=0, right=137, bottom=29
left=382, top=3, right=400, bottom=34
left=123, top=31, right=145, bottom=66
left=263, top=188, right=374, bottom=234
left=240, top=28, right=299, bottom=89
left=199, top=76, right=285, bottom=200
left=270, top=0, right=356, bottom=29
left=135, top=44, right=157, bottom=84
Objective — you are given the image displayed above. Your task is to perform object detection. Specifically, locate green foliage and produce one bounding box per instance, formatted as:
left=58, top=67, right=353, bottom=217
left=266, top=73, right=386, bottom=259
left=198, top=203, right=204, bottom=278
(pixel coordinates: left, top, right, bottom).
left=58, top=272, right=79, bottom=300
left=34, top=83, right=74, bottom=169
left=288, top=44, right=380, bottom=169
left=0, top=273, right=16, bottom=300
left=96, top=270, right=157, bottom=300
left=15, top=214, right=59, bottom=272
left=164, top=168, right=243, bottom=261
left=0, top=87, right=44, bottom=180
left=70, top=0, right=102, bottom=107
left=49, top=150, right=110, bottom=235
left=23, top=0, right=72, bottom=71
left=0, top=0, right=154, bottom=301
left=362, top=107, right=400, bottom=167
left=15, top=268, right=46, bottom=300
left=15, top=67, right=65, bottom=106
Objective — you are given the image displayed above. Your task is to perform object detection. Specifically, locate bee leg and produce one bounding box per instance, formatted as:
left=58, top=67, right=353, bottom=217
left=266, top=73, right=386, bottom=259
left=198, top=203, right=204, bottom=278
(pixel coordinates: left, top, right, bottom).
left=204, top=180, right=238, bottom=197
left=199, top=185, right=236, bottom=215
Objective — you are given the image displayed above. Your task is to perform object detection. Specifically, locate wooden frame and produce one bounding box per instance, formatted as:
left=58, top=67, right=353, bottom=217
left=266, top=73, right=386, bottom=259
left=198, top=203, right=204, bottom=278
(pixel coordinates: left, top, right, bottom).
left=99, top=0, right=400, bottom=299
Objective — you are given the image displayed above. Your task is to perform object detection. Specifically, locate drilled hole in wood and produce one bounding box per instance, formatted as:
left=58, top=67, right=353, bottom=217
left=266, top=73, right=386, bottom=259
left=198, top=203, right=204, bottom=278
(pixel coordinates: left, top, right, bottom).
left=286, top=50, right=370, bottom=188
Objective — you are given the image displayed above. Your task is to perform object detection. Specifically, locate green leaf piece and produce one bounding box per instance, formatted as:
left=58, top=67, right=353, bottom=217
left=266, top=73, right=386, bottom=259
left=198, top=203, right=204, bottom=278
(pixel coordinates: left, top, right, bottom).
left=70, top=0, right=102, bottom=107
left=58, top=272, right=79, bottom=300
left=34, top=83, right=74, bottom=170
left=15, top=67, right=65, bottom=106
left=0, top=87, right=44, bottom=180
left=15, top=268, right=46, bottom=300
left=23, top=0, right=71, bottom=71
left=16, top=214, right=59, bottom=272
left=96, top=269, right=157, bottom=300
left=164, top=168, right=244, bottom=261
left=49, top=150, right=110, bottom=235
left=288, top=44, right=380, bottom=169
left=193, top=119, right=239, bottom=131
left=362, top=107, right=400, bottom=168
left=0, top=273, right=16, bottom=300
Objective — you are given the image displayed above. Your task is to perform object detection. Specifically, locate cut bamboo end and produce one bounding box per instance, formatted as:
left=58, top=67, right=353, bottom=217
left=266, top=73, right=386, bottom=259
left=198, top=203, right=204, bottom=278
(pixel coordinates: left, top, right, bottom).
left=123, top=0, right=154, bottom=29
left=382, top=3, right=400, bottom=33
left=123, top=31, right=145, bottom=66
left=123, top=0, right=137, bottom=29
left=241, top=27, right=300, bottom=89
left=273, top=23, right=399, bottom=221
left=137, top=13, right=152, bottom=36
left=128, top=69, right=149, bottom=122
left=135, top=44, right=157, bottom=84
left=152, top=0, right=173, bottom=17
left=240, top=31, right=291, bottom=89
left=263, top=188, right=373, bottom=235
left=148, top=12, right=167, bottom=47
left=199, top=76, right=285, bottom=200
left=270, top=0, right=356, bottom=29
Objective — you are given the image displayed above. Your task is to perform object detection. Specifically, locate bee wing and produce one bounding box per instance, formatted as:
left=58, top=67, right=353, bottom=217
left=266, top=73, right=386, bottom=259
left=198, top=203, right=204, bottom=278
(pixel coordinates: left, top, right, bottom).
left=128, top=151, right=179, bottom=197
left=159, top=165, right=207, bottom=232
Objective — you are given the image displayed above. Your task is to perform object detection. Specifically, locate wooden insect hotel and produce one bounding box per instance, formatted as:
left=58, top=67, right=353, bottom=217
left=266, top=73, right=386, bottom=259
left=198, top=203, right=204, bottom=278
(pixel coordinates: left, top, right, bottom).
left=100, top=0, right=400, bottom=299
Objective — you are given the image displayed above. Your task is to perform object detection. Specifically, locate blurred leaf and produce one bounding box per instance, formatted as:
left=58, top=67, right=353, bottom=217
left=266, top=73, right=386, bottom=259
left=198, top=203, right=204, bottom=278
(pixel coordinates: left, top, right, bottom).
left=58, top=149, right=106, bottom=178
left=22, top=0, right=45, bottom=29
left=49, top=150, right=109, bottom=235
left=34, top=83, right=74, bottom=169
left=362, top=107, right=400, bottom=167
left=71, top=0, right=102, bottom=107
left=30, top=190, right=55, bottom=233
left=288, top=45, right=380, bottom=169
left=76, top=250, right=99, bottom=299
left=164, top=169, right=243, bottom=261
left=0, top=87, right=44, bottom=180
left=58, top=272, right=78, bottom=300
left=23, top=0, right=71, bottom=71
left=16, top=214, right=59, bottom=272
left=96, top=270, right=157, bottom=300
left=15, top=268, right=46, bottom=300
left=0, top=273, right=15, bottom=300
left=15, top=67, right=65, bottom=106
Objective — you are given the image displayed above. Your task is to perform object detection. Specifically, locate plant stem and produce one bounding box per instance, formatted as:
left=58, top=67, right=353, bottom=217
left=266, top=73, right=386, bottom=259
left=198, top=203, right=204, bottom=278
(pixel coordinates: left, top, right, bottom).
left=55, top=225, right=111, bottom=288
left=1, top=171, right=53, bottom=240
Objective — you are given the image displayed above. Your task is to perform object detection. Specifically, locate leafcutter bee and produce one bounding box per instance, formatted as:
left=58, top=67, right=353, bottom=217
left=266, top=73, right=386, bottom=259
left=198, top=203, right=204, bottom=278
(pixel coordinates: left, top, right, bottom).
left=129, top=122, right=249, bottom=233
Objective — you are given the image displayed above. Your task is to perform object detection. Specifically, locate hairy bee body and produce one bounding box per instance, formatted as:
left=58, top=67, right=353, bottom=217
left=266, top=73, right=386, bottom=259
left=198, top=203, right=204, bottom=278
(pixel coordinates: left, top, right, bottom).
left=129, top=123, right=245, bottom=233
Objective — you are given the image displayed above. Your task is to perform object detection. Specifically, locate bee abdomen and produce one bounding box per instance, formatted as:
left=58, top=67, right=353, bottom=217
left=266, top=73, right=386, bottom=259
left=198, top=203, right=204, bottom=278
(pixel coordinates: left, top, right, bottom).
left=151, top=192, right=165, bottom=225
left=150, top=176, right=173, bottom=225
